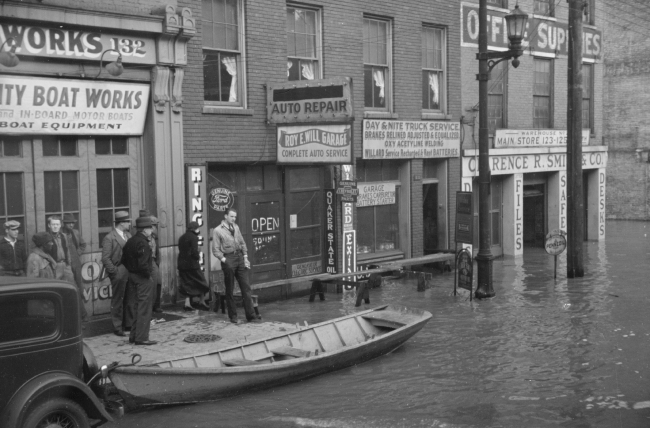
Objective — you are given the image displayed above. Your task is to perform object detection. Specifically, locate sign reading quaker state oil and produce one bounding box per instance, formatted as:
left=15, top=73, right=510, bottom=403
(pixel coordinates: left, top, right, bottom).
left=0, top=75, right=150, bottom=135
left=363, top=120, right=460, bottom=159
left=277, top=124, right=352, bottom=164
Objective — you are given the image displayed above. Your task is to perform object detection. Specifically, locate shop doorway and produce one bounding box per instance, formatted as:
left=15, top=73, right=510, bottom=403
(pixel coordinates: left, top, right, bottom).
left=523, top=184, right=545, bottom=247
left=423, top=183, right=439, bottom=253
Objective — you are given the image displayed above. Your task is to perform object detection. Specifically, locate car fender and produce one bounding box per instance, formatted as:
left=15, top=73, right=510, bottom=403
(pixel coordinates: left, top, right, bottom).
left=0, top=371, right=113, bottom=428
left=83, top=341, right=100, bottom=382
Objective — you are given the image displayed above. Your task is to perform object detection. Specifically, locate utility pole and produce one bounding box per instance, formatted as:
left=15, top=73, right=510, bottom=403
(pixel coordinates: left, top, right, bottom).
left=566, top=0, right=584, bottom=277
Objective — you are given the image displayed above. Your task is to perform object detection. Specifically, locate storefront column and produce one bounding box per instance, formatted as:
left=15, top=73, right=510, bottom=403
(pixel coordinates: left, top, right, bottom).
left=548, top=170, right=568, bottom=234
left=586, top=168, right=606, bottom=241
left=502, top=173, right=523, bottom=257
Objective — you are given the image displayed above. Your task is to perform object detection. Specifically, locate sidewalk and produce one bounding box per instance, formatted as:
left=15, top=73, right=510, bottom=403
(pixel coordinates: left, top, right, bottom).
left=83, top=308, right=299, bottom=367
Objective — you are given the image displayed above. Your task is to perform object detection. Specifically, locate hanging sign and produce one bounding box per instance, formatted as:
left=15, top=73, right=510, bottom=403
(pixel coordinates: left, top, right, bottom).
left=343, top=230, right=356, bottom=281
left=186, top=165, right=210, bottom=281
left=357, top=183, right=396, bottom=207
left=363, top=119, right=460, bottom=159
left=277, top=124, right=352, bottom=164
left=209, top=187, right=235, bottom=211
left=455, top=192, right=473, bottom=244
left=0, top=75, right=149, bottom=135
left=324, top=190, right=337, bottom=274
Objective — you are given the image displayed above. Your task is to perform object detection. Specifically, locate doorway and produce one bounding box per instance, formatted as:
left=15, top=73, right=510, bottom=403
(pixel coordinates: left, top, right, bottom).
left=423, top=183, right=439, bottom=253
left=523, top=184, right=545, bottom=247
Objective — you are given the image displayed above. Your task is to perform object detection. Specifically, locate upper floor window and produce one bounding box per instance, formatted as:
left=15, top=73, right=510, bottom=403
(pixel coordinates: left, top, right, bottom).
left=534, top=0, right=553, bottom=16
left=0, top=172, right=25, bottom=237
left=582, top=0, right=594, bottom=25
left=533, top=58, right=553, bottom=128
left=287, top=6, right=321, bottom=81
left=0, top=136, right=21, bottom=157
left=363, top=17, right=391, bottom=110
left=488, top=59, right=507, bottom=134
left=43, top=136, right=77, bottom=157
left=487, top=0, right=507, bottom=7
left=95, top=137, right=128, bottom=155
left=582, top=63, right=593, bottom=133
left=422, top=26, right=446, bottom=112
left=202, top=0, right=244, bottom=105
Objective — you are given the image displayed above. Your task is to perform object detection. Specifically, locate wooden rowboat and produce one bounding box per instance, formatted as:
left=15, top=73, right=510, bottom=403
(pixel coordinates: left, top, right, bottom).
left=109, top=305, right=431, bottom=409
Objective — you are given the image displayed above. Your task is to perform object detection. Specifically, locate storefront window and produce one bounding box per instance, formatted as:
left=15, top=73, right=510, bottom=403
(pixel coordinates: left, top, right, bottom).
left=288, top=168, right=321, bottom=260
left=358, top=193, right=399, bottom=254
left=1, top=136, right=22, bottom=157
left=251, top=200, right=281, bottom=266
left=95, top=137, right=128, bottom=155
left=43, top=136, right=77, bottom=157
left=97, top=169, right=130, bottom=244
left=245, top=165, right=281, bottom=191
left=0, top=173, right=25, bottom=236
left=356, top=160, right=399, bottom=182
left=44, top=171, right=79, bottom=227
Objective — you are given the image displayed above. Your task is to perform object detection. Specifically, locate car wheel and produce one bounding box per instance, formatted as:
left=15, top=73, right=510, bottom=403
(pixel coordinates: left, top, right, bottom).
left=22, top=397, right=89, bottom=428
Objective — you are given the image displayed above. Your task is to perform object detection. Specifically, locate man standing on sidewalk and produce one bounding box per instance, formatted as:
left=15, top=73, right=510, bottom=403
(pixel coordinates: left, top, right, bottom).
left=212, top=208, right=261, bottom=324
left=0, top=220, right=26, bottom=276
left=46, top=216, right=75, bottom=284
left=102, top=211, right=132, bottom=337
left=121, top=216, right=157, bottom=345
left=62, top=214, right=88, bottom=322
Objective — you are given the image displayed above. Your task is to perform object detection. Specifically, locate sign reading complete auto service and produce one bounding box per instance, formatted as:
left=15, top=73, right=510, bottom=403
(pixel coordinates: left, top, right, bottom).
left=0, top=76, right=149, bottom=135
left=363, top=120, right=460, bottom=159
left=277, top=124, right=352, bottom=164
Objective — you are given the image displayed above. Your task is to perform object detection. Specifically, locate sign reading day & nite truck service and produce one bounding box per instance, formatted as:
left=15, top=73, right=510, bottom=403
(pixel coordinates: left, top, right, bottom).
left=363, top=120, right=460, bottom=159
left=0, top=76, right=150, bottom=135
left=277, top=124, right=352, bottom=164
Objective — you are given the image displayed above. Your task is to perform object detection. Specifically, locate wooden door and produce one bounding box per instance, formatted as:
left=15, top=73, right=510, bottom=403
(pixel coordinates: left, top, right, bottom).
left=247, top=193, right=285, bottom=283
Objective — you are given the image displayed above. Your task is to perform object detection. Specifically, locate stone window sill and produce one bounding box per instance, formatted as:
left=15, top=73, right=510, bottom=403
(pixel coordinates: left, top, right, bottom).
left=363, top=111, right=399, bottom=119
left=203, top=106, right=254, bottom=115
left=422, top=112, right=452, bottom=120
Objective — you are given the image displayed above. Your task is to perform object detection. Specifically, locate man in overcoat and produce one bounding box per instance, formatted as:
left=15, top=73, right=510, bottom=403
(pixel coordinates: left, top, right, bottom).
left=62, top=213, right=88, bottom=322
left=0, top=220, right=26, bottom=276
left=177, top=221, right=210, bottom=310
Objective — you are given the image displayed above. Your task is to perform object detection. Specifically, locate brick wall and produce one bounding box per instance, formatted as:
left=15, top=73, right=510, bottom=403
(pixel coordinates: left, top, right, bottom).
left=12, top=0, right=174, bottom=17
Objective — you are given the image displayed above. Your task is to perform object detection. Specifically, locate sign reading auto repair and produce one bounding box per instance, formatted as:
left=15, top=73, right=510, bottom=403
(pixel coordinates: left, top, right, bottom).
left=357, top=183, right=396, bottom=207
left=0, top=23, right=156, bottom=64
left=363, top=120, right=460, bottom=159
left=461, top=3, right=602, bottom=61
left=0, top=75, right=149, bottom=135
left=277, top=124, right=352, bottom=164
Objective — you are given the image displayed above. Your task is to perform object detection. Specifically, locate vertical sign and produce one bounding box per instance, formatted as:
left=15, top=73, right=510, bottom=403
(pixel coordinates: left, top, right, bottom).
left=598, top=169, right=606, bottom=240
left=514, top=173, right=523, bottom=255
left=455, top=192, right=473, bottom=244
left=341, top=164, right=356, bottom=282
left=187, top=165, right=210, bottom=284
left=325, top=190, right=337, bottom=273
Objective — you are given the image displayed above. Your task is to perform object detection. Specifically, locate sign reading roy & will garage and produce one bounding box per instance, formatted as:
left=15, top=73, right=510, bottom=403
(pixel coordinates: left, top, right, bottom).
left=277, top=124, right=352, bottom=164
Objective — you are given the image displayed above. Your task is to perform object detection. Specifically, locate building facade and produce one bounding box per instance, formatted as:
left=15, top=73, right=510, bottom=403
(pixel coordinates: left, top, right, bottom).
left=180, top=0, right=463, bottom=296
left=0, top=0, right=193, bottom=316
left=460, top=0, right=606, bottom=257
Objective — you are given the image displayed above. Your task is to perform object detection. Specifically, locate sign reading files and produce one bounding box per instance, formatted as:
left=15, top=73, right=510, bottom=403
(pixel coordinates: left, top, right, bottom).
left=0, top=75, right=149, bottom=135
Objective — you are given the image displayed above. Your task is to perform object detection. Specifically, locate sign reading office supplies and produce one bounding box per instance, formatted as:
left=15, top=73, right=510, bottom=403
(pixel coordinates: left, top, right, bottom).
left=277, top=124, right=352, bottom=164
left=0, top=76, right=150, bottom=135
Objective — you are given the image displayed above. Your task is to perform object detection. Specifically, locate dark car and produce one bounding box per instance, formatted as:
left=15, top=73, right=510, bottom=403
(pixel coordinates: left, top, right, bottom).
left=0, top=277, right=115, bottom=428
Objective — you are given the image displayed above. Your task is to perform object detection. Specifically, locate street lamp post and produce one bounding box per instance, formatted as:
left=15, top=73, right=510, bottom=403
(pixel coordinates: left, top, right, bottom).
left=474, top=1, right=528, bottom=299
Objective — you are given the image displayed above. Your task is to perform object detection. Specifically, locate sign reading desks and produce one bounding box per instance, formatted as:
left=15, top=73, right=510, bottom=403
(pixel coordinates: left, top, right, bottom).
left=336, top=180, right=358, bottom=203
left=455, top=191, right=473, bottom=244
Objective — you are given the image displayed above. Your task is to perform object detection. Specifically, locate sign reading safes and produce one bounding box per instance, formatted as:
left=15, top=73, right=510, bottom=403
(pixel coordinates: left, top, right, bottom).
left=267, top=77, right=354, bottom=124
left=277, top=124, right=352, bottom=164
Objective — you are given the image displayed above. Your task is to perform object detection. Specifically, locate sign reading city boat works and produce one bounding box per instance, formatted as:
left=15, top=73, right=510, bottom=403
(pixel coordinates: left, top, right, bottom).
left=0, top=23, right=156, bottom=64
left=277, top=124, right=352, bottom=164
left=363, top=120, right=460, bottom=159
left=0, top=75, right=149, bottom=135
left=356, top=183, right=396, bottom=207
left=460, top=2, right=602, bottom=62
left=494, top=129, right=591, bottom=148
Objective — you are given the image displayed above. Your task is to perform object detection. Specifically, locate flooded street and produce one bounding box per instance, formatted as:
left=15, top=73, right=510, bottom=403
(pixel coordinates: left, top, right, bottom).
left=108, top=221, right=650, bottom=428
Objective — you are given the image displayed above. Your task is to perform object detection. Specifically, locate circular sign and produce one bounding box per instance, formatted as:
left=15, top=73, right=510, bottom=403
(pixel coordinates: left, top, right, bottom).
left=545, top=234, right=567, bottom=256
left=209, top=188, right=234, bottom=212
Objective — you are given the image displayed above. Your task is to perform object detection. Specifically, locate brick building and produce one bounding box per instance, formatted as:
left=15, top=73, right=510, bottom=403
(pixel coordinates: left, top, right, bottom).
left=180, top=0, right=463, bottom=297
left=459, top=0, right=607, bottom=257
left=601, top=1, right=650, bottom=220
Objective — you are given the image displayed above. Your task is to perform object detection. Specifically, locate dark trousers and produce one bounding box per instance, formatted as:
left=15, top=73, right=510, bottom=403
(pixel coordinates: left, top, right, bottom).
left=151, top=263, right=161, bottom=310
left=221, top=253, right=256, bottom=321
left=109, top=265, right=132, bottom=331
left=128, top=272, right=154, bottom=343
left=71, top=263, right=88, bottom=321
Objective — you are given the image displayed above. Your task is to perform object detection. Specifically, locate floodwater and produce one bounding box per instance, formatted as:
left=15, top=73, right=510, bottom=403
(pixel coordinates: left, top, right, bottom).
left=107, top=221, right=650, bottom=428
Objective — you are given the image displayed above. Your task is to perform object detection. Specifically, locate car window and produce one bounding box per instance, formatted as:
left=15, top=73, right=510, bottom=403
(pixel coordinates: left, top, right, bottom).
left=0, top=295, right=58, bottom=343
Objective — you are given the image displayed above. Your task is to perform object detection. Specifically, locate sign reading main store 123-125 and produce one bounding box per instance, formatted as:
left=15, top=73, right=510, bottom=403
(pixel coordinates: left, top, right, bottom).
left=0, top=75, right=150, bottom=135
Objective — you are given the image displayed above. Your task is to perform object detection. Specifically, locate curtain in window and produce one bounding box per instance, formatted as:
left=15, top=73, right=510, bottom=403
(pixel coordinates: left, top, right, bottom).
left=429, top=72, right=439, bottom=105
left=301, top=62, right=314, bottom=80
left=222, top=57, right=238, bottom=102
left=287, top=61, right=293, bottom=77
left=373, top=69, right=385, bottom=100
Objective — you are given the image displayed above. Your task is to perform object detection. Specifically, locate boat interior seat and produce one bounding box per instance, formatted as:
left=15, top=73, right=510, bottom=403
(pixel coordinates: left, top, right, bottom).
left=271, top=346, right=312, bottom=358
left=223, top=358, right=264, bottom=366
left=361, top=312, right=407, bottom=329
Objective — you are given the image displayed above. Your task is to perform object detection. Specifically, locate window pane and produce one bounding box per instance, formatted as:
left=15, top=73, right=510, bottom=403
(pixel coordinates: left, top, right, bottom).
left=305, top=10, right=316, bottom=35
left=44, top=172, right=61, bottom=213
left=383, top=161, right=399, bottom=181
left=98, top=209, right=114, bottom=230
left=59, top=137, right=77, bottom=156
left=290, top=191, right=320, bottom=226
left=288, top=58, right=300, bottom=81
left=42, top=136, right=58, bottom=156
left=289, top=167, right=319, bottom=189
left=364, top=162, right=382, bottom=182
left=0, top=174, right=5, bottom=216
left=61, top=171, right=78, bottom=211
left=203, top=22, right=214, bottom=48
left=3, top=137, right=21, bottom=157
left=423, top=160, right=439, bottom=179
left=112, top=137, right=128, bottom=155
left=582, top=99, right=591, bottom=128
left=290, top=227, right=320, bottom=259
left=204, top=51, right=221, bottom=101
left=0, top=297, right=57, bottom=343
left=488, top=94, right=504, bottom=133
left=209, top=168, right=237, bottom=190
left=96, top=170, right=113, bottom=209
left=364, top=65, right=374, bottom=107
left=533, top=97, right=550, bottom=128
left=264, top=166, right=281, bottom=190
left=491, top=211, right=501, bottom=245
left=214, top=0, right=225, bottom=23
left=376, top=202, right=399, bottom=251
left=95, top=137, right=111, bottom=155
left=357, top=207, right=375, bottom=253
left=253, top=233, right=281, bottom=265
left=5, top=173, right=23, bottom=216
left=363, top=20, right=370, bottom=63
left=246, top=166, right=263, bottom=191
left=202, top=0, right=213, bottom=24
left=226, top=24, right=238, bottom=51
left=113, top=169, right=129, bottom=207
left=220, top=53, right=236, bottom=102
left=213, top=23, right=226, bottom=50
left=251, top=201, right=281, bottom=264
left=372, top=67, right=386, bottom=108
left=225, top=0, right=238, bottom=25
left=423, top=70, right=440, bottom=110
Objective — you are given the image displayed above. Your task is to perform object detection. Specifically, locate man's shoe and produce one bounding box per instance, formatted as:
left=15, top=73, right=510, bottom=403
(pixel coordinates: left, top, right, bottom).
left=134, top=340, right=158, bottom=346
left=128, top=337, right=135, bottom=344
left=247, top=318, right=263, bottom=324
left=184, top=305, right=195, bottom=312
left=113, top=330, right=125, bottom=337
left=153, top=308, right=163, bottom=313
left=124, top=327, right=132, bottom=332
left=229, top=318, right=240, bottom=324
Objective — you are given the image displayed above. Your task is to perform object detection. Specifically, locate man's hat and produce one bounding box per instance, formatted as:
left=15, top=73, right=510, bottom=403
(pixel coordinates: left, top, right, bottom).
left=136, top=217, right=153, bottom=228
left=4, top=220, right=20, bottom=230
left=114, top=211, right=131, bottom=223
left=62, top=213, right=77, bottom=223
left=32, top=232, right=53, bottom=247
left=188, top=221, right=200, bottom=230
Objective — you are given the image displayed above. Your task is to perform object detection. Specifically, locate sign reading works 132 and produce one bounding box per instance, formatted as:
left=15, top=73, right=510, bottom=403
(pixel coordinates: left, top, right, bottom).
left=277, top=124, right=352, bottom=164
left=0, top=75, right=149, bottom=135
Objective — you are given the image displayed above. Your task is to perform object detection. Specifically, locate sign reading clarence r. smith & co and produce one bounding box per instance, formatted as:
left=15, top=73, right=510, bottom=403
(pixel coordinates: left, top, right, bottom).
left=277, top=124, right=352, bottom=164
left=0, top=75, right=150, bottom=135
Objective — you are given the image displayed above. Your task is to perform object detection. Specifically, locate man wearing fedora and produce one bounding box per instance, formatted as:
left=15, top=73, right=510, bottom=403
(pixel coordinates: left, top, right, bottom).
left=62, top=214, right=88, bottom=322
left=139, top=209, right=163, bottom=313
left=102, top=211, right=133, bottom=337
left=121, top=216, right=157, bottom=345
left=0, top=220, right=26, bottom=276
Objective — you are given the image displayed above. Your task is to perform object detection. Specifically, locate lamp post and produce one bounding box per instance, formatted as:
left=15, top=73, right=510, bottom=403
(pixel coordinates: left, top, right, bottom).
left=95, top=49, right=124, bottom=78
left=474, top=1, right=528, bottom=299
left=0, top=37, right=20, bottom=68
